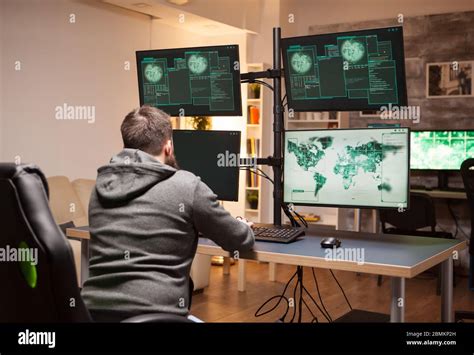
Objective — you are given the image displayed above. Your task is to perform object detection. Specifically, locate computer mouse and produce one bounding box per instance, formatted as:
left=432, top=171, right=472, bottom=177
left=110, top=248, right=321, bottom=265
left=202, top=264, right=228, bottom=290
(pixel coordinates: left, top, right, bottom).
left=321, top=237, right=341, bottom=248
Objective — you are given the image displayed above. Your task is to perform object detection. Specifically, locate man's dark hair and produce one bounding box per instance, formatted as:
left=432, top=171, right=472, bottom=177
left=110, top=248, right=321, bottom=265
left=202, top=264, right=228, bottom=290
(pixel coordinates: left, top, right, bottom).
left=121, top=106, right=172, bottom=156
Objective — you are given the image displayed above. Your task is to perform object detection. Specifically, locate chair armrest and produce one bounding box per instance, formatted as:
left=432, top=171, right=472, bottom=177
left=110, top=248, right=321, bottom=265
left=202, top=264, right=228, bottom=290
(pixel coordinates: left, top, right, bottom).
left=121, top=313, right=193, bottom=323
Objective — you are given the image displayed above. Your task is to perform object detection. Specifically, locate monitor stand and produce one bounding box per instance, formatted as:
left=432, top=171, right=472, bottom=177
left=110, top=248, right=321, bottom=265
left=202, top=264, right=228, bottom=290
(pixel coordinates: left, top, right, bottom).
left=438, top=171, right=449, bottom=190
left=437, top=171, right=465, bottom=192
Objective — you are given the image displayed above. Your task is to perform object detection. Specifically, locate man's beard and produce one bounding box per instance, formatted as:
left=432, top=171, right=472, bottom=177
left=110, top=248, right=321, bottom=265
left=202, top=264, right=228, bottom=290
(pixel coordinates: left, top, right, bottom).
left=165, top=153, right=179, bottom=169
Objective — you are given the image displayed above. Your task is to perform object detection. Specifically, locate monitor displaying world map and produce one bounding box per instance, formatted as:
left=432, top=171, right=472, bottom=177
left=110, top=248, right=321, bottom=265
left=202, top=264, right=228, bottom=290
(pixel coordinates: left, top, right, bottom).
left=284, top=128, right=410, bottom=209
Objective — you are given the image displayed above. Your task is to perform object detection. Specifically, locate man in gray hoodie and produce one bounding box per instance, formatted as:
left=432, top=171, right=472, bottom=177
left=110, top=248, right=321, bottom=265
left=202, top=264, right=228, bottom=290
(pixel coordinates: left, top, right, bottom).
left=81, top=106, right=255, bottom=321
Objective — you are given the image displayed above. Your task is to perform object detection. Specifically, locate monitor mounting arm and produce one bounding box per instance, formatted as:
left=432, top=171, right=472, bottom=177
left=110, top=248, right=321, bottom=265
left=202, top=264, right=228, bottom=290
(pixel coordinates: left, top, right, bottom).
left=239, top=156, right=282, bottom=167
left=239, top=27, right=284, bottom=226
left=240, top=69, right=283, bottom=82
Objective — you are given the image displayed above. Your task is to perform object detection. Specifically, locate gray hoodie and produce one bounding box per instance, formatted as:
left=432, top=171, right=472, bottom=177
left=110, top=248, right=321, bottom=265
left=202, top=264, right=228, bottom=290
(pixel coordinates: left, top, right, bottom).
left=81, top=149, right=254, bottom=317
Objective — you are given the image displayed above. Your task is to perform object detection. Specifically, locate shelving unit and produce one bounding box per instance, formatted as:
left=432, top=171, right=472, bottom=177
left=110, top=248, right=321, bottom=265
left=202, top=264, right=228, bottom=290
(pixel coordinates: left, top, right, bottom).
left=286, top=111, right=347, bottom=129
left=284, top=111, right=350, bottom=229
left=243, top=63, right=267, bottom=223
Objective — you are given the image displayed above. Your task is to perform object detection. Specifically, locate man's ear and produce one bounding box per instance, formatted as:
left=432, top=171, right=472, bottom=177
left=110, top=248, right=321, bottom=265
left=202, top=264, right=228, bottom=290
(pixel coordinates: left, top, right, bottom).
left=163, top=139, right=173, bottom=155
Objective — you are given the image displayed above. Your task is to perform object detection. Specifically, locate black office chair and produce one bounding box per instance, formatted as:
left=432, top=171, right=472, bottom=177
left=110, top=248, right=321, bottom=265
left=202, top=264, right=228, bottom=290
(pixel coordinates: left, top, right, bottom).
left=380, top=193, right=453, bottom=238
left=455, top=158, right=474, bottom=322
left=378, top=192, right=455, bottom=293
left=0, top=163, right=191, bottom=323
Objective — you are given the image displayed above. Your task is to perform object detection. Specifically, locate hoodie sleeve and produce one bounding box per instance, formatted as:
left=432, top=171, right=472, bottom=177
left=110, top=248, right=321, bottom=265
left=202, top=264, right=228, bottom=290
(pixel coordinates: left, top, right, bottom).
left=192, top=180, right=255, bottom=252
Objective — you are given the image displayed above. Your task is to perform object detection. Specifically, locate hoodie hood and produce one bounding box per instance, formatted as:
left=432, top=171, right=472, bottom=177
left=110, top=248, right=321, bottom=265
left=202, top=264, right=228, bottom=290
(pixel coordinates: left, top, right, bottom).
left=95, top=149, right=176, bottom=204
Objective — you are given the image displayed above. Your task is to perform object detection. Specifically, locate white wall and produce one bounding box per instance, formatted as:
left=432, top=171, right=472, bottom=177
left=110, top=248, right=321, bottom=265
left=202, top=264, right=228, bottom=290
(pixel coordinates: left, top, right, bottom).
left=1, top=0, right=251, bottom=181
left=1, top=0, right=150, bottom=179
left=247, top=0, right=280, bottom=65
left=154, top=0, right=263, bottom=33
left=280, top=0, right=474, bottom=36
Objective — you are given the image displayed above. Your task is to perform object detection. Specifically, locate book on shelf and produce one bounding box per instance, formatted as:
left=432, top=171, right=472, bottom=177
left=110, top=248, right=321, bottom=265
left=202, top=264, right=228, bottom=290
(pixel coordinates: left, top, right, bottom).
left=247, top=105, right=260, bottom=124
left=246, top=138, right=260, bottom=187
left=246, top=170, right=259, bottom=188
left=246, top=138, right=260, bottom=157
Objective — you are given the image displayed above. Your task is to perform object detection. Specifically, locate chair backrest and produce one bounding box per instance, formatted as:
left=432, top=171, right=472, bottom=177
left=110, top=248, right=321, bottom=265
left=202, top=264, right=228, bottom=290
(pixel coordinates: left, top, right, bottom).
left=71, top=178, right=96, bottom=225
left=461, top=158, right=474, bottom=255
left=0, top=163, right=91, bottom=322
left=379, top=192, right=436, bottom=233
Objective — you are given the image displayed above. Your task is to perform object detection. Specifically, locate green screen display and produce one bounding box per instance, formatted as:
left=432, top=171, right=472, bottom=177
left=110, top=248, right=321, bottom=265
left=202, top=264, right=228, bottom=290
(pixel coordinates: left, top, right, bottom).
left=136, top=45, right=242, bottom=117
left=410, top=130, right=474, bottom=170
left=281, top=26, right=407, bottom=112
left=284, top=128, right=410, bottom=208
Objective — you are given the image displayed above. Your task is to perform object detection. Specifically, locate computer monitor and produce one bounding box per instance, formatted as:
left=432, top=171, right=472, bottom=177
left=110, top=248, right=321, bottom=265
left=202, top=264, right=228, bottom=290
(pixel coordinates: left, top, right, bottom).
left=136, top=45, right=242, bottom=117
left=410, top=130, right=474, bottom=171
left=172, top=130, right=241, bottom=201
left=284, top=128, right=410, bottom=209
left=281, top=26, right=408, bottom=112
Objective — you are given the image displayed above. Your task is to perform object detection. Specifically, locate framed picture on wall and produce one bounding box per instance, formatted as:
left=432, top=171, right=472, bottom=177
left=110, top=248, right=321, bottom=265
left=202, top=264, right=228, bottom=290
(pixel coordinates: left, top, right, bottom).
left=426, top=61, right=473, bottom=98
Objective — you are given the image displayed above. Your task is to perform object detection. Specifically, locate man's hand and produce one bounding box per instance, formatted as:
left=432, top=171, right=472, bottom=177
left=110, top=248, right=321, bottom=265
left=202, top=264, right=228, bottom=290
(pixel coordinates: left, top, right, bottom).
left=236, top=216, right=254, bottom=229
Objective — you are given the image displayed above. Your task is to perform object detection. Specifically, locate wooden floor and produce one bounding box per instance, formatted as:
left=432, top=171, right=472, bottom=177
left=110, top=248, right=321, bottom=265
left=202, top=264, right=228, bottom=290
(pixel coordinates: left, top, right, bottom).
left=190, top=261, right=474, bottom=322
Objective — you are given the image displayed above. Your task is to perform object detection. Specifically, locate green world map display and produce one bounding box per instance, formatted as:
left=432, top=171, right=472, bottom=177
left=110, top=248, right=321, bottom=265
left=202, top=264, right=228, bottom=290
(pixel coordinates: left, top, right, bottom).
left=284, top=128, right=409, bottom=208
left=410, top=131, right=474, bottom=170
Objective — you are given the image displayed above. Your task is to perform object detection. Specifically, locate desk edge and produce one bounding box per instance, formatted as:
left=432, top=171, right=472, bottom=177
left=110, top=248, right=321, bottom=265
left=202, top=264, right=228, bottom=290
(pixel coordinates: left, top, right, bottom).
left=66, top=228, right=90, bottom=240
left=197, top=244, right=413, bottom=278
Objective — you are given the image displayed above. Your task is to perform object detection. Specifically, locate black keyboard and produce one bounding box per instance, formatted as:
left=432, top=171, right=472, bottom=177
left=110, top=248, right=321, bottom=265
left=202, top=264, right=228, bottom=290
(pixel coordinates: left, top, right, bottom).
left=253, top=225, right=304, bottom=243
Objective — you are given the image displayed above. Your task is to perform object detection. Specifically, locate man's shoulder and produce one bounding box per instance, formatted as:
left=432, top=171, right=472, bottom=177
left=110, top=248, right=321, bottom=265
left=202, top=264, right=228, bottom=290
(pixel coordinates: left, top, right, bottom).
left=172, top=170, right=202, bottom=186
left=167, top=170, right=204, bottom=199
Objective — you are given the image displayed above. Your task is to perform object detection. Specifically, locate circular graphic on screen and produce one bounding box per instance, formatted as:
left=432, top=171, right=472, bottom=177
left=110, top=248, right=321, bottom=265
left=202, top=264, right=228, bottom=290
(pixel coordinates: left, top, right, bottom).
left=340, top=39, right=365, bottom=63
left=290, top=52, right=312, bottom=74
left=144, top=63, right=163, bottom=83
left=187, top=54, right=208, bottom=74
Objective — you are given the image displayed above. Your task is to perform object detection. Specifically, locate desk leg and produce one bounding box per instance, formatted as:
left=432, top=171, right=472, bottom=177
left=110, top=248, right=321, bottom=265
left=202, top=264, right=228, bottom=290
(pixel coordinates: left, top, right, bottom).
left=80, top=239, right=90, bottom=287
left=223, top=257, right=231, bottom=275
left=372, top=209, right=379, bottom=233
left=269, top=262, right=277, bottom=281
left=238, top=259, right=247, bottom=292
left=441, top=256, right=454, bottom=322
left=390, top=277, right=405, bottom=322
left=354, top=209, right=361, bottom=232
